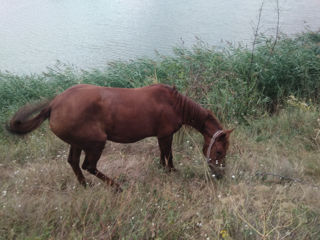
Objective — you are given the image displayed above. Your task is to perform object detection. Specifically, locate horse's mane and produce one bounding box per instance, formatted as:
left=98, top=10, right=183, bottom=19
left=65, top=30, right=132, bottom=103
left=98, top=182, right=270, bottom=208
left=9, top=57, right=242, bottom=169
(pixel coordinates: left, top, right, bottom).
left=167, top=85, right=221, bottom=132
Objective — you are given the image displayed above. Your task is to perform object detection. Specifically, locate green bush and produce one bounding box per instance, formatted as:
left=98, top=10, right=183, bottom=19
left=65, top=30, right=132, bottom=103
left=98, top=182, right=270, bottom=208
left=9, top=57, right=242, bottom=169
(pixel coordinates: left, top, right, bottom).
left=250, top=33, right=320, bottom=110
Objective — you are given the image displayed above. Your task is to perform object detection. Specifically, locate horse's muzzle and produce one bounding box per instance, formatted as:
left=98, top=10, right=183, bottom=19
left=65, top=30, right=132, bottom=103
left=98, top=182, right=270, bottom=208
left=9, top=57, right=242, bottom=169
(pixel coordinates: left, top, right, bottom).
left=208, top=164, right=225, bottom=179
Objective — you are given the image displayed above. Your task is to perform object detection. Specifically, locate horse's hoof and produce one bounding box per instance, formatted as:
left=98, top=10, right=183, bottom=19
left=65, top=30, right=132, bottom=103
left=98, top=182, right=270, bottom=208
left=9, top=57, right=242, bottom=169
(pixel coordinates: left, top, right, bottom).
left=170, top=167, right=178, bottom=172
left=80, top=180, right=89, bottom=188
left=81, top=180, right=95, bottom=188
left=114, top=186, right=123, bottom=193
left=166, top=167, right=178, bottom=173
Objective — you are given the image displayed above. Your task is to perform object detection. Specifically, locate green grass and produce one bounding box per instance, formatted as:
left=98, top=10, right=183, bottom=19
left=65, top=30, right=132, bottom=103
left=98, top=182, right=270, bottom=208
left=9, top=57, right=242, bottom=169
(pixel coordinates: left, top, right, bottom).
left=1, top=31, right=320, bottom=239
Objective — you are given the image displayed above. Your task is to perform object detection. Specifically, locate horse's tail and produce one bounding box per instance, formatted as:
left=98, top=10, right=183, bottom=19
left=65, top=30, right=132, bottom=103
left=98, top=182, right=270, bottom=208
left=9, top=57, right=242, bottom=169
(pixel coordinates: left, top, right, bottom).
left=6, top=100, right=52, bottom=135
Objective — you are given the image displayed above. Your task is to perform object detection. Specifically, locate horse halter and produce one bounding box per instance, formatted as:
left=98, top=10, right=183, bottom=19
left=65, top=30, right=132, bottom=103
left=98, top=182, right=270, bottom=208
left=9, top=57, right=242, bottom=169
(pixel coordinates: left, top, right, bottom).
left=206, top=130, right=225, bottom=168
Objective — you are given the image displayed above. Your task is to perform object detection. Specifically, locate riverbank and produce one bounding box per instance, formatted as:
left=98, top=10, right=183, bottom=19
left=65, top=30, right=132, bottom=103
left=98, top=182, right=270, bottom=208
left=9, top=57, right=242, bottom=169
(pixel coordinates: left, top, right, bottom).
left=0, top=31, right=320, bottom=239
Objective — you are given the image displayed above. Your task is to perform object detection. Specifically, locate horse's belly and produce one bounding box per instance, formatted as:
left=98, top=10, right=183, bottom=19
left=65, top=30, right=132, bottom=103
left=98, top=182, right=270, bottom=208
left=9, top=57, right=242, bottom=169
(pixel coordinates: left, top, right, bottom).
left=106, top=122, right=157, bottom=143
left=105, top=116, right=181, bottom=143
left=107, top=135, right=152, bottom=144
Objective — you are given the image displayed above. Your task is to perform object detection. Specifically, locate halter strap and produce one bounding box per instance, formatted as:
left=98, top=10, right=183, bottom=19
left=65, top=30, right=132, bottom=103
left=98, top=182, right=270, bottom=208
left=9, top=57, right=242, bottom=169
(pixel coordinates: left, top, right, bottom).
left=206, top=130, right=224, bottom=162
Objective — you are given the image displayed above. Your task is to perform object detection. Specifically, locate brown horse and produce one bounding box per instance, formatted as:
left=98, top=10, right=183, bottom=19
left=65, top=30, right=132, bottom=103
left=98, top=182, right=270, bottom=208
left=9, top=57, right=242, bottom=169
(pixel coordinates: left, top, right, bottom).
left=7, top=84, right=232, bottom=190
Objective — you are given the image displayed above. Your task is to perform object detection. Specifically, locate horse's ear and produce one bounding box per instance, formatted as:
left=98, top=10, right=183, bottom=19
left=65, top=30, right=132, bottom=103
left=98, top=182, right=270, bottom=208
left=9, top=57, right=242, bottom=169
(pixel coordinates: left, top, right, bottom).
left=225, top=128, right=234, bottom=138
left=217, top=129, right=234, bottom=141
left=226, top=128, right=234, bottom=134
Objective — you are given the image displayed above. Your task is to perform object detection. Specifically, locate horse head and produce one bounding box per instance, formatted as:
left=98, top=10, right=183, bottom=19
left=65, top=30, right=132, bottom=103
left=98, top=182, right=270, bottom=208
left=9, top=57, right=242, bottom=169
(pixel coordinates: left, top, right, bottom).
left=203, top=129, right=233, bottom=179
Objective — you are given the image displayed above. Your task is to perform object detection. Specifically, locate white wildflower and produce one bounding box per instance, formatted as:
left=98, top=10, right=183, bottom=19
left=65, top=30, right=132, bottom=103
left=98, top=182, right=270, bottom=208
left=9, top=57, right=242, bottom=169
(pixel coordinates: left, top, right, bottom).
left=196, top=222, right=202, bottom=227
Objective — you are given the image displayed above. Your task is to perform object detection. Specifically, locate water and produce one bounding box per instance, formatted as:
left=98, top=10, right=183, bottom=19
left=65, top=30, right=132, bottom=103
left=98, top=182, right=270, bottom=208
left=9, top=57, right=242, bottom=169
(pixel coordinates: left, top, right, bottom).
left=0, top=0, right=319, bottom=73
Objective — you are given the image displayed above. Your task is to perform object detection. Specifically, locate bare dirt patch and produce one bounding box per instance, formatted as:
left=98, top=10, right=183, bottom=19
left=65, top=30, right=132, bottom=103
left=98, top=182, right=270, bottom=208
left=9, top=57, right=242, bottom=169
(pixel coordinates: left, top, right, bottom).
left=97, top=139, right=160, bottom=182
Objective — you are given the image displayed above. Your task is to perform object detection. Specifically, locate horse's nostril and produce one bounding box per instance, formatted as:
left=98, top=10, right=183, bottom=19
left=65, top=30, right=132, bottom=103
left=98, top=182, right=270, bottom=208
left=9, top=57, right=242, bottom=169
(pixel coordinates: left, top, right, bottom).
left=216, top=174, right=223, bottom=179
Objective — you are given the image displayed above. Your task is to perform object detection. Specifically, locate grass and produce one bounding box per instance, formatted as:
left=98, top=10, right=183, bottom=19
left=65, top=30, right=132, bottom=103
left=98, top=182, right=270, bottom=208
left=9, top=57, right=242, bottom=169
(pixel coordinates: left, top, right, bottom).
left=0, top=106, right=319, bottom=239
left=0, top=31, right=320, bottom=239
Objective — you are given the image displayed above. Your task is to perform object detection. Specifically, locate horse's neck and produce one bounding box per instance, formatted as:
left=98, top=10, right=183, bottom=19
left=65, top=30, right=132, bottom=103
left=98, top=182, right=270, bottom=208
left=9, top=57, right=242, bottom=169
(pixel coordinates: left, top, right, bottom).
left=174, top=93, right=208, bottom=133
left=203, top=114, right=223, bottom=137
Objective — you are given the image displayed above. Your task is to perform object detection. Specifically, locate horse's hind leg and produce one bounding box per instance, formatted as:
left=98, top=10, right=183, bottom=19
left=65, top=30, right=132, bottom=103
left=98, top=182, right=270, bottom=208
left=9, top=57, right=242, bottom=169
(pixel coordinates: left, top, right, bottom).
left=82, top=146, right=121, bottom=192
left=67, top=145, right=86, bottom=186
left=157, top=135, right=176, bottom=171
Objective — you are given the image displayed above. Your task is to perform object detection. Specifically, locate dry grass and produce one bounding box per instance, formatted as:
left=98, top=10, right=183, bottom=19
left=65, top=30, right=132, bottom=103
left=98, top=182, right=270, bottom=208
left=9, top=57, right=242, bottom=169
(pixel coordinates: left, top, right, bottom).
left=1, top=110, right=320, bottom=240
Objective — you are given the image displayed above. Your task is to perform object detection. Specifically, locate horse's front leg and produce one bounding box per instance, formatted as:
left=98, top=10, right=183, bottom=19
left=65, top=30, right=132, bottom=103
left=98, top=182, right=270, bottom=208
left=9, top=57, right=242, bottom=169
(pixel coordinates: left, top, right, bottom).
left=157, top=135, right=176, bottom=171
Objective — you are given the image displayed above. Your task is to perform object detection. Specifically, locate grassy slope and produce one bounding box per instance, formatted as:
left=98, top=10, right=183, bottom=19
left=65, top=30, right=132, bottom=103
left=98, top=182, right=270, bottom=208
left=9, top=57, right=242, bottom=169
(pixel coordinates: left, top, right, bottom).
left=0, top=32, right=320, bottom=239
left=1, top=111, right=319, bottom=239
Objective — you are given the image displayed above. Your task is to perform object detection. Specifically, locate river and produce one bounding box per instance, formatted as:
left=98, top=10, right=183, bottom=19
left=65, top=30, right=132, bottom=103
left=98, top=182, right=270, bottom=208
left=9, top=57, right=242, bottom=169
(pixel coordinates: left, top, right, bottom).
left=0, top=0, right=319, bottom=73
